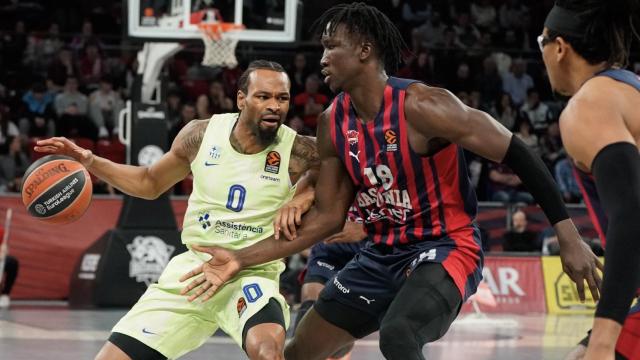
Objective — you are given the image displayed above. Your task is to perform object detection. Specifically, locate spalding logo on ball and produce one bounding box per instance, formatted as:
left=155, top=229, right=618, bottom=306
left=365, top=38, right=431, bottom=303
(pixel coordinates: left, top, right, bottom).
left=21, top=155, right=93, bottom=224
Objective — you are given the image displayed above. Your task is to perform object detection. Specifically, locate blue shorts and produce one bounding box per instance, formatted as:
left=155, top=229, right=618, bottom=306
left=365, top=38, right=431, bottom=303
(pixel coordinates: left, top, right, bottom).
left=303, top=241, right=364, bottom=285
left=318, top=226, right=483, bottom=319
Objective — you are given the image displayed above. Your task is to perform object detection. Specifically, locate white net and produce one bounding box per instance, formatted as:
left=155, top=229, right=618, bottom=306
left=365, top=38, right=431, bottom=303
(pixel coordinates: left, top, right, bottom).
left=199, top=29, right=240, bottom=68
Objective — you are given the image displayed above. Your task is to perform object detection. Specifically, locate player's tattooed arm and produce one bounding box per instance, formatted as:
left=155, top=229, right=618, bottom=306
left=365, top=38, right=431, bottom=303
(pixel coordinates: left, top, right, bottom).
left=173, top=119, right=209, bottom=163
left=288, top=134, right=320, bottom=184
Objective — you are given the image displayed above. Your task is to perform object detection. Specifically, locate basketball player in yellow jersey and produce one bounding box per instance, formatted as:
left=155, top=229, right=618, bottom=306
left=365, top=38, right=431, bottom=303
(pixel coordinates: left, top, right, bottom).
left=34, top=60, right=320, bottom=360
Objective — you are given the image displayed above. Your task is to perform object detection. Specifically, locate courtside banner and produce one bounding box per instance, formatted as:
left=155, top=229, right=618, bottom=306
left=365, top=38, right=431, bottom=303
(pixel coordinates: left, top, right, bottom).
left=542, top=256, right=599, bottom=314
left=461, top=256, right=546, bottom=313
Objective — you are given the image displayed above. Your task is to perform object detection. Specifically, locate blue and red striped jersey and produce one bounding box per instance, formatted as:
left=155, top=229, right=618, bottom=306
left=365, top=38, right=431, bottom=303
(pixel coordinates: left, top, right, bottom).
left=329, top=77, right=477, bottom=246
left=573, top=68, right=640, bottom=246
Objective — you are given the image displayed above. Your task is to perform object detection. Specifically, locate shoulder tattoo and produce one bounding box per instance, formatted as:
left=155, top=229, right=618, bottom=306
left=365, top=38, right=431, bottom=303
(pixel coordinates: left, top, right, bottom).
left=176, top=119, right=208, bottom=161
left=291, top=135, right=320, bottom=173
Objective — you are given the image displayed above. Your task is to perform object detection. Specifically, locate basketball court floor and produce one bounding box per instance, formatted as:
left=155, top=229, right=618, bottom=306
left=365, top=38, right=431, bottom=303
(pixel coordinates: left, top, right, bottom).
left=0, top=301, right=592, bottom=359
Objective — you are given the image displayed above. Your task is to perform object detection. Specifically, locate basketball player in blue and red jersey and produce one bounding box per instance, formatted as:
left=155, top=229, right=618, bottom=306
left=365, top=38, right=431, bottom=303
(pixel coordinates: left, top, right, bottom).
left=568, top=169, right=640, bottom=360
left=181, top=3, right=603, bottom=359
left=538, top=2, right=640, bottom=359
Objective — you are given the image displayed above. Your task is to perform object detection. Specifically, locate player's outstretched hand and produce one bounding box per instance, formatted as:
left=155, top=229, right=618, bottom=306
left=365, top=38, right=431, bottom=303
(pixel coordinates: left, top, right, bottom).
left=556, top=221, right=603, bottom=302
left=324, top=220, right=367, bottom=244
left=179, top=245, right=241, bottom=302
left=274, top=190, right=313, bottom=241
left=33, top=137, right=95, bottom=167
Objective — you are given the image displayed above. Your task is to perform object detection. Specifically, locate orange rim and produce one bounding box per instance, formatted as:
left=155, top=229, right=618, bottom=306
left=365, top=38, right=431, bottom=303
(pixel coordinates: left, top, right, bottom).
left=197, top=22, right=245, bottom=40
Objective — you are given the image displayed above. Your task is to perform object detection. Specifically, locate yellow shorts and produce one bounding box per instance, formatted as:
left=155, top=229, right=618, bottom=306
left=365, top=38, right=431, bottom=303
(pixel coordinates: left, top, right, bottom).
left=111, top=250, right=289, bottom=359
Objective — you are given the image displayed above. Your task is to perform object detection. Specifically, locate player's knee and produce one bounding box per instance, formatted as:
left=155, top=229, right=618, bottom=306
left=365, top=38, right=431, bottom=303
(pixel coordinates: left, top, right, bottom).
left=293, top=300, right=314, bottom=332
left=378, top=318, right=421, bottom=360
left=248, top=338, right=283, bottom=360
left=94, top=341, right=132, bottom=360
left=330, top=342, right=355, bottom=358
left=283, top=341, right=303, bottom=360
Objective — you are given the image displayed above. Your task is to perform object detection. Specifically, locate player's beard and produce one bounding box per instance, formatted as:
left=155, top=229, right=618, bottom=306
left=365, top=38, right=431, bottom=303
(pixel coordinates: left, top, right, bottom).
left=252, top=120, right=279, bottom=147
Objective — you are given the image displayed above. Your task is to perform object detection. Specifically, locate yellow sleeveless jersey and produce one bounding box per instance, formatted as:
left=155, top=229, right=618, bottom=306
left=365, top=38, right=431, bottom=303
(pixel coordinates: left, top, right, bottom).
left=181, top=113, right=297, bottom=250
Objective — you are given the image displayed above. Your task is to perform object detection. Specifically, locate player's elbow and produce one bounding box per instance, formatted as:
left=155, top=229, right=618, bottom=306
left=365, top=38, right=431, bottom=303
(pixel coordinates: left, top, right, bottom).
left=138, top=191, right=161, bottom=200
left=137, top=170, right=165, bottom=200
left=323, top=212, right=347, bottom=235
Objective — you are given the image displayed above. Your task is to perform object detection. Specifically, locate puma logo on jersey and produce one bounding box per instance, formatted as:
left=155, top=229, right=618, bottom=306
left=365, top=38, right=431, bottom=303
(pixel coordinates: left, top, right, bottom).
left=349, top=150, right=360, bottom=162
left=359, top=296, right=375, bottom=304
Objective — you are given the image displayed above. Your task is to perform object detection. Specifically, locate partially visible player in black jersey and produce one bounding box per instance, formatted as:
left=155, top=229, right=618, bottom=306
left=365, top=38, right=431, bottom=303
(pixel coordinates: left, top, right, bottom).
left=539, top=1, right=640, bottom=359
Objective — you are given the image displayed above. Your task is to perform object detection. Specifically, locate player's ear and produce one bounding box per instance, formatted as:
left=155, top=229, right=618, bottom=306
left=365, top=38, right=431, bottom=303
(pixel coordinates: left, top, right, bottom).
left=359, top=42, right=373, bottom=61
left=237, top=90, right=246, bottom=110
left=555, top=36, right=569, bottom=62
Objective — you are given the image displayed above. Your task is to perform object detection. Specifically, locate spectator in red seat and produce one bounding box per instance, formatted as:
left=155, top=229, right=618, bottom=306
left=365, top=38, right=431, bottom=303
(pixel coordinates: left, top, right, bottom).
left=293, top=74, right=328, bottom=131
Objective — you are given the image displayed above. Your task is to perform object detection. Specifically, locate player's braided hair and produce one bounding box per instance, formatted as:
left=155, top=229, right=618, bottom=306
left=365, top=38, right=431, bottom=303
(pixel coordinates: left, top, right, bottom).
left=552, top=0, right=640, bottom=67
left=312, top=2, right=408, bottom=73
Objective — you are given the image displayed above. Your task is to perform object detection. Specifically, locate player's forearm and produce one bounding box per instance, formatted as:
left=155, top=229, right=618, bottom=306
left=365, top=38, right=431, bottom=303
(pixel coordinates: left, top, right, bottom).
left=593, top=142, right=640, bottom=324
left=502, top=135, right=570, bottom=225
left=293, top=167, right=318, bottom=199
left=86, top=156, right=160, bottom=199
left=237, top=207, right=344, bottom=267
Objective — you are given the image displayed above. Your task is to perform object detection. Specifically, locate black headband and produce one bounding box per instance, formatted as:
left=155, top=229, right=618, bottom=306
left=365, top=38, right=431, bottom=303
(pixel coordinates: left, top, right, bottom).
left=544, top=5, right=589, bottom=38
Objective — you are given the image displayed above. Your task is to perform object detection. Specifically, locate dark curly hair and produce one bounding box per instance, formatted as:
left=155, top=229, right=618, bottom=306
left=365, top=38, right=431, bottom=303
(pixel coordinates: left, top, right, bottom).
left=311, top=2, right=408, bottom=73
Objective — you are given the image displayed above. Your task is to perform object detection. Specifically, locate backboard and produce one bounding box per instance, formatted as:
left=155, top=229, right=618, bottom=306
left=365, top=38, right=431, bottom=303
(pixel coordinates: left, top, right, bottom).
left=127, top=0, right=298, bottom=42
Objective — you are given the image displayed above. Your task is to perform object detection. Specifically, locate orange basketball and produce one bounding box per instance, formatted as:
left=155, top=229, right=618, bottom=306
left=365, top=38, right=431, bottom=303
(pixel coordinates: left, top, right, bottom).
left=21, top=155, right=92, bottom=224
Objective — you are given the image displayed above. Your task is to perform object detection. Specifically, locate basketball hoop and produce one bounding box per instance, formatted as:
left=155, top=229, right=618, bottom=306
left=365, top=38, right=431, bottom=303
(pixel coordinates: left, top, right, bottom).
left=197, top=21, right=244, bottom=68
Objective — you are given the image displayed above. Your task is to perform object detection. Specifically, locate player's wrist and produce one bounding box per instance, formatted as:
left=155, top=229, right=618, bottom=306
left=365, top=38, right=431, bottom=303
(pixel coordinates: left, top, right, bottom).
left=234, top=248, right=250, bottom=269
left=552, top=219, right=579, bottom=246
left=82, top=150, right=96, bottom=169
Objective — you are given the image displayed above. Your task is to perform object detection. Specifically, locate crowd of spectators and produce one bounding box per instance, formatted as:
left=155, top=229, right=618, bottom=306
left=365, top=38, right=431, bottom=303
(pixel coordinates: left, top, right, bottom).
left=0, top=1, right=638, bottom=258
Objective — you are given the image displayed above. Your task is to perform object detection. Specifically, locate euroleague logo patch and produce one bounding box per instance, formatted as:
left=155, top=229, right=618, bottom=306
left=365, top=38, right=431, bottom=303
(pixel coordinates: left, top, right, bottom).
left=265, top=151, right=281, bottom=174
left=237, top=297, right=247, bottom=317
left=384, top=129, right=398, bottom=152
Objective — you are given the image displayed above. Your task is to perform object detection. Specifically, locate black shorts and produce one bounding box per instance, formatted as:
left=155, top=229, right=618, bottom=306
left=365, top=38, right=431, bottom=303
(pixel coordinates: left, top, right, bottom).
left=314, top=239, right=477, bottom=338
left=304, top=241, right=364, bottom=284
